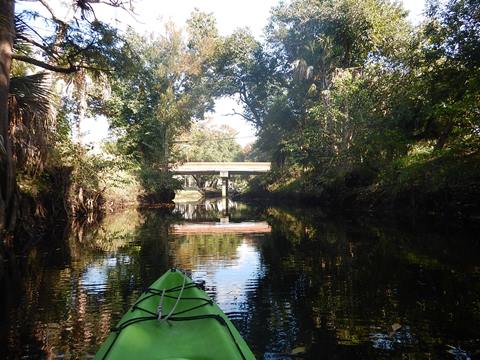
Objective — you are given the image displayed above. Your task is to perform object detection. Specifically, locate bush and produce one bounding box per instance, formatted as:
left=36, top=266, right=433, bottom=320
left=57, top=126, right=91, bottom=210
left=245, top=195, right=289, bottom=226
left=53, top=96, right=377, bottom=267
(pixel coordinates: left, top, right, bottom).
left=137, top=168, right=182, bottom=204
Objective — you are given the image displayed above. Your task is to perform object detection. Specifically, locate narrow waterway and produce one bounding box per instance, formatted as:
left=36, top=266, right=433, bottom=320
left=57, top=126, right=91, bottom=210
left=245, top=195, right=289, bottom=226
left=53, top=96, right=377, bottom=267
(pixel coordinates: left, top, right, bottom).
left=1, top=199, right=479, bottom=359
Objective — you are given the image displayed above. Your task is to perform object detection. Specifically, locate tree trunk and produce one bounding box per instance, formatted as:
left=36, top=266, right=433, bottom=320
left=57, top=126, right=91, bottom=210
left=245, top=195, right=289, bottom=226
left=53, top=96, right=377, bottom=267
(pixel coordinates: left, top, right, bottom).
left=164, top=124, right=169, bottom=171
left=74, top=69, right=87, bottom=144
left=434, top=121, right=454, bottom=151
left=0, top=0, right=15, bottom=234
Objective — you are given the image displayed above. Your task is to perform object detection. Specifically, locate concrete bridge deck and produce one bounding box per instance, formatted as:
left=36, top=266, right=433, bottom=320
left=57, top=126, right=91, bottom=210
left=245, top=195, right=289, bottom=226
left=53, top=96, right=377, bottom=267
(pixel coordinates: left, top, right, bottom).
left=172, top=162, right=271, bottom=198
left=172, top=162, right=271, bottom=175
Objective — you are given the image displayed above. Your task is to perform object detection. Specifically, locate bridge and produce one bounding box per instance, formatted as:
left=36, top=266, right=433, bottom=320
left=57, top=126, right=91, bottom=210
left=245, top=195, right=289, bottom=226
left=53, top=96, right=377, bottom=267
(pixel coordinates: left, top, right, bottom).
left=172, top=162, right=271, bottom=197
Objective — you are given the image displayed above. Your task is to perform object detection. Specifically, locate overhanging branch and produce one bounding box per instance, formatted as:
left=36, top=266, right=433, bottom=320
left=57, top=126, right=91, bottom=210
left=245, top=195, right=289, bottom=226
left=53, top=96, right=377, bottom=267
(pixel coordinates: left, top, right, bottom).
left=224, top=109, right=261, bottom=127
left=12, top=54, right=79, bottom=73
left=16, top=34, right=57, bottom=59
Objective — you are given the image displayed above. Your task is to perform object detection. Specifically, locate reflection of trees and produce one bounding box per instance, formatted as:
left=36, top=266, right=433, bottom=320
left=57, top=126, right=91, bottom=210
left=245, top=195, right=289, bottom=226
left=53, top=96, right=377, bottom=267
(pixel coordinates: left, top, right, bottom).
left=1, top=209, right=155, bottom=359
left=70, top=208, right=143, bottom=255
left=239, top=208, right=480, bottom=358
left=134, top=210, right=178, bottom=286
left=174, top=200, right=230, bottom=221
left=169, top=233, right=245, bottom=270
left=2, top=205, right=479, bottom=359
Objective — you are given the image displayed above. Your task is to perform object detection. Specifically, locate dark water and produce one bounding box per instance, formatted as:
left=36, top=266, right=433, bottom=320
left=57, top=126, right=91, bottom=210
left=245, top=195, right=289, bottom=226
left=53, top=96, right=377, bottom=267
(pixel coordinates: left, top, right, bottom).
left=1, top=199, right=479, bottom=359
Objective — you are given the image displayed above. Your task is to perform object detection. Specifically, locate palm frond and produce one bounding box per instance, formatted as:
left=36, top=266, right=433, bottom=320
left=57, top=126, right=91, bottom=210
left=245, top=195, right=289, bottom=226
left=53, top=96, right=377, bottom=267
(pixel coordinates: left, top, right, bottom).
left=10, top=73, right=52, bottom=119
left=14, top=14, right=28, bottom=40
left=9, top=73, right=54, bottom=174
left=13, top=13, right=33, bottom=54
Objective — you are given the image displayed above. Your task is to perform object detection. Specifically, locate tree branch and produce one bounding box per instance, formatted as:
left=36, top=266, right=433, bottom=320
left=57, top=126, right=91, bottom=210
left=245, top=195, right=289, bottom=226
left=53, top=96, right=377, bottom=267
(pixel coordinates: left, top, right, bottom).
left=37, top=0, right=69, bottom=26
left=80, top=0, right=142, bottom=24
left=87, top=0, right=134, bottom=11
left=69, top=37, right=97, bottom=60
left=16, top=17, right=49, bottom=45
left=224, top=109, right=259, bottom=125
left=238, top=82, right=262, bottom=125
left=79, top=64, right=112, bottom=73
left=12, top=54, right=79, bottom=73
left=16, top=34, right=58, bottom=59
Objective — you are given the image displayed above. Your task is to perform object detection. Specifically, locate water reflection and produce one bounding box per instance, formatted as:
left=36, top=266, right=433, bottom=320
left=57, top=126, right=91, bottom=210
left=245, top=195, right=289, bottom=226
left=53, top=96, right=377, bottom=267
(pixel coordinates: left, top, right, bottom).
left=174, top=197, right=263, bottom=223
left=1, top=198, right=479, bottom=359
left=179, top=236, right=264, bottom=315
left=80, top=256, right=132, bottom=295
left=174, top=197, right=237, bottom=220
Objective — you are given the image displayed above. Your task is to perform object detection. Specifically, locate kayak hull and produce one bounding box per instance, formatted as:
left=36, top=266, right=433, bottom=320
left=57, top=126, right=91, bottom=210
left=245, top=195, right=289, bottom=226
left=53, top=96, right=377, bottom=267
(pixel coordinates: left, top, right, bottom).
left=94, top=269, right=255, bottom=360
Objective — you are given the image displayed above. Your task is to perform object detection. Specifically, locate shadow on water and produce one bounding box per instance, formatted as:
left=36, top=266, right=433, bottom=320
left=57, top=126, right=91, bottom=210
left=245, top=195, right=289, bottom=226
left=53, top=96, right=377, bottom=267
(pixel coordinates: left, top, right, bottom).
left=0, top=199, right=479, bottom=359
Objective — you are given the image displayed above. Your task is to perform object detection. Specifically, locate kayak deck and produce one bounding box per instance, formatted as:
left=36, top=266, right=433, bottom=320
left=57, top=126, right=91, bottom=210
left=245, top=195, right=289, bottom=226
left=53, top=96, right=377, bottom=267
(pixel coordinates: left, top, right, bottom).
left=94, top=269, right=255, bottom=360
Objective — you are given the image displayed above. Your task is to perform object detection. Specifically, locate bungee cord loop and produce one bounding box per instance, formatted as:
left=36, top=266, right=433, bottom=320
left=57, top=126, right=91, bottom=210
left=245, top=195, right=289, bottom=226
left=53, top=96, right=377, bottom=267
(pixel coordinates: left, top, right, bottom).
left=157, top=288, right=166, bottom=320
left=157, top=270, right=186, bottom=322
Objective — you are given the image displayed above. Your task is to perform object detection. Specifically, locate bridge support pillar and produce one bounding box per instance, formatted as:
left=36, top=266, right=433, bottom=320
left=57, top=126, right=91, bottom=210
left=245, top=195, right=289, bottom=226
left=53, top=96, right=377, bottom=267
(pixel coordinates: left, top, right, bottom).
left=220, top=171, right=229, bottom=198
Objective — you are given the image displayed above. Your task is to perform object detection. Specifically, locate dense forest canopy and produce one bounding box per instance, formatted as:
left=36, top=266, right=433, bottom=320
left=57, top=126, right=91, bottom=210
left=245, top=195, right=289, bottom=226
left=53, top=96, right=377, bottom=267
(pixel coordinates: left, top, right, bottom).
left=244, top=0, right=480, bottom=210
left=0, top=0, right=479, bottom=240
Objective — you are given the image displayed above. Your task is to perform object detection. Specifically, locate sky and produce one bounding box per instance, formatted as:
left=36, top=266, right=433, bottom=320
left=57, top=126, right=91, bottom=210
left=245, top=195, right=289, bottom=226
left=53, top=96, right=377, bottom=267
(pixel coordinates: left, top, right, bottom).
left=78, top=0, right=426, bottom=148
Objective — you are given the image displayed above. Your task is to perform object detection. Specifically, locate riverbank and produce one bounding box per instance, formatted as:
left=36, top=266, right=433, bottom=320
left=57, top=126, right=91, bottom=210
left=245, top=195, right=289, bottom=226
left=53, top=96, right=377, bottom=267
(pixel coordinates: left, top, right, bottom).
left=240, top=152, right=480, bottom=222
left=240, top=184, right=480, bottom=222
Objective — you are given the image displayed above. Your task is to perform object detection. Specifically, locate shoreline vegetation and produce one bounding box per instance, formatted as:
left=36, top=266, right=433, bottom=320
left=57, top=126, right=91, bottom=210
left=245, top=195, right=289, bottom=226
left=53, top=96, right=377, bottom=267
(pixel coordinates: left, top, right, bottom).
left=240, top=152, right=480, bottom=221
left=1, top=0, right=479, bottom=248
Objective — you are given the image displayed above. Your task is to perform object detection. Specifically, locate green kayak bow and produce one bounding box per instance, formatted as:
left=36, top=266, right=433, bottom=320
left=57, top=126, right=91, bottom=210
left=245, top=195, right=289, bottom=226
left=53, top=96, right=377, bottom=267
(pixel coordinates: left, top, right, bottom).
left=94, top=269, right=255, bottom=360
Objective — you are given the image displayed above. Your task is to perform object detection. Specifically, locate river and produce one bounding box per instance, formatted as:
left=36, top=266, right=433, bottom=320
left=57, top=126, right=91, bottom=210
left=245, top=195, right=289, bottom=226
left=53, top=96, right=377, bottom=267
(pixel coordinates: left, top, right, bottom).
left=1, top=199, right=479, bottom=359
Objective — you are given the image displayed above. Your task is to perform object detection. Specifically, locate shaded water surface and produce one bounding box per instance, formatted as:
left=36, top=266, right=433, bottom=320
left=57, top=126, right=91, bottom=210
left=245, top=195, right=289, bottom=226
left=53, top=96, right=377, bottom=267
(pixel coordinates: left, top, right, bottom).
left=1, top=200, right=479, bottom=359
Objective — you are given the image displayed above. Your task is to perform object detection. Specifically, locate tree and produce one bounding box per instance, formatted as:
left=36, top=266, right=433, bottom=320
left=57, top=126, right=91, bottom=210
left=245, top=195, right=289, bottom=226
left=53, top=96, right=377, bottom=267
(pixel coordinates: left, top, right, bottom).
left=214, top=29, right=284, bottom=128
left=174, top=122, right=243, bottom=189
left=232, top=0, right=479, bottom=208
left=254, top=0, right=410, bottom=169
left=107, top=15, right=222, bottom=202
left=0, top=0, right=15, bottom=232
left=417, top=0, right=480, bottom=151
left=175, top=122, right=242, bottom=162
left=0, top=0, right=131, bottom=234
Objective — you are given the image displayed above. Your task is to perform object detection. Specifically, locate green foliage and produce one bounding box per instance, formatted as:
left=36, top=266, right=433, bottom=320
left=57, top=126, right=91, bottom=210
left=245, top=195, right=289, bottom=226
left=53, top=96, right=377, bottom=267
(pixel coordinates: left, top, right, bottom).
left=138, top=168, right=182, bottom=196
left=416, top=0, right=480, bottom=151
left=382, top=148, right=480, bottom=194
left=215, top=30, right=283, bottom=127
left=106, top=18, right=222, bottom=201
left=267, top=0, right=409, bottom=78
left=1, top=0, right=141, bottom=234
left=8, top=0, right=480, bottom=224
left=9, top=73, right=53, bottom=175
left=15, top=7, right=126, bottom=75
left=36, top=97, right=137, bottom=216
left=224, top=0, right=480, bottom=207
left=175, top=123, right=242, bottom=162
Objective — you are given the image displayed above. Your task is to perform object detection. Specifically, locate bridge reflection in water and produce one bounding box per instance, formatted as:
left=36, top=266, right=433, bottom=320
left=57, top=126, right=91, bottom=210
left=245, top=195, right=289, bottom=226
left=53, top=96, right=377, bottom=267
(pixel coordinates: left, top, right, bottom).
left=173, top=197, right=271, bottom=234
left=171, top=222, right=271, bottom=234
left=170, top=197, right=271, bottom=319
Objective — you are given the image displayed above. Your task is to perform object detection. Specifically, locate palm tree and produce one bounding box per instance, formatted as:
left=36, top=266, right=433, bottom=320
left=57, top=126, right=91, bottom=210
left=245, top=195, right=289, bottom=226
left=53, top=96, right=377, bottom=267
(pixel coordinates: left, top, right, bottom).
left=0, top=0, right=16, bottom=233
